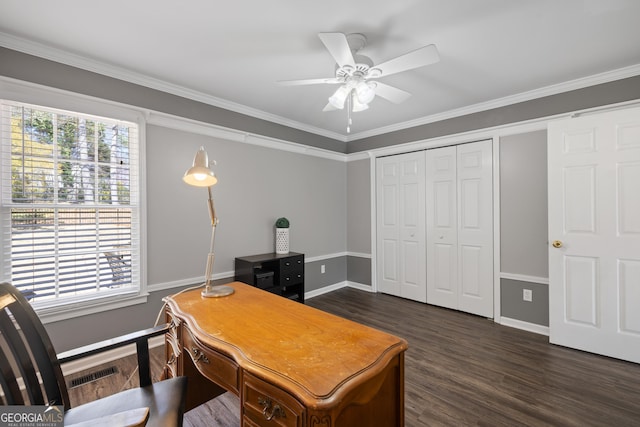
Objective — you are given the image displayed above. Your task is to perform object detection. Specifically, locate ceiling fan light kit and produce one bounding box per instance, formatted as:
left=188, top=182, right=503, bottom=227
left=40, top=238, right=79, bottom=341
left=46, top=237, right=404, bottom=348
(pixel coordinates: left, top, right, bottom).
left=328, top=78, right=375, bottom=110
left=278, top=32, right=440, bottom=133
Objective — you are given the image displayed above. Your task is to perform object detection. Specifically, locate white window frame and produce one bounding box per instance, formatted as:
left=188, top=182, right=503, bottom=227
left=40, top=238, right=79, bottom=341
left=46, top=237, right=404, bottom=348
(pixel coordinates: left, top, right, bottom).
left=0, top=77, right=148, bottom=323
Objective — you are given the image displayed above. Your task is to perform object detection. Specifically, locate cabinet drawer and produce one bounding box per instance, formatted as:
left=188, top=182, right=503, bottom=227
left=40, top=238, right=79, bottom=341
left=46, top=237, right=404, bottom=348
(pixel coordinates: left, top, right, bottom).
left=242, top=373, right=304, bottom=427
left=183, top=326, right=240, bottom=394
left=280, top=256, right=303, bottom=274
left=281, top=270, right=303, bottom=285
left=279, top=256, right=304, bottom=286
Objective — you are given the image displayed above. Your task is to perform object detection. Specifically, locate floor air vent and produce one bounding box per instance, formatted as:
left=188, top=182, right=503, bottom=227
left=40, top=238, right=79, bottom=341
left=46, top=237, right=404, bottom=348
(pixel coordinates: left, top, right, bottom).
left=69, top=366, right=118, bottom=388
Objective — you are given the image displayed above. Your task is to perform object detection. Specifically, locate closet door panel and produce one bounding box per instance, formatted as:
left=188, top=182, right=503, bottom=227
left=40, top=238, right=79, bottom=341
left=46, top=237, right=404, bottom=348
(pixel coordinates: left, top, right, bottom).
left=377, top=160, right=401, bottom=296
left=398, top=157, right=427, bottom=302
left=460, top=244, right=482, bottom=297
left=433, top=243, right=456, bottom=295
left=457, top=141, right=493, bottom=317
left=381, top=239, right=398, bottom=283
left=376, top=152, right=426, bottom=302
left=426, top=146, right=458, bottom=309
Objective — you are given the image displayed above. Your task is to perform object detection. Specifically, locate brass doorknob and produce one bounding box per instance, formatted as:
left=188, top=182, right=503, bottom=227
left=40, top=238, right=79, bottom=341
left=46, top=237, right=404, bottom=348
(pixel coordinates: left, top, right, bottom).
left=552, top=240, right=563, bottom=248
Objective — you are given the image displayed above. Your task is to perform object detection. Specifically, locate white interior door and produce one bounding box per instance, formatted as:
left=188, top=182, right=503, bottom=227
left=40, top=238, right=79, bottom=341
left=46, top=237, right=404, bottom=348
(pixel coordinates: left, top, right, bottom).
left=426, top=146, right=458, bottom=308
left=376, top=152, right=426, bottom=302
left=457, top=141, right=494, bottom=317
left=548, top=106, right=640, bottom=363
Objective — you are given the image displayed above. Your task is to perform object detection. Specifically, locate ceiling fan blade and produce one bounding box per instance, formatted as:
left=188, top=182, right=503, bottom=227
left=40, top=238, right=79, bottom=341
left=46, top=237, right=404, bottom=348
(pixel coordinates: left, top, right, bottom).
left=318, top=33, right=356, bottom=69
left=373, top=82, right=412, bottom=104
left=373, top=44, right=439, bottom=77
left=322, top=102, right=338, bottom=112
left=277, top=77, right=341, bottom=86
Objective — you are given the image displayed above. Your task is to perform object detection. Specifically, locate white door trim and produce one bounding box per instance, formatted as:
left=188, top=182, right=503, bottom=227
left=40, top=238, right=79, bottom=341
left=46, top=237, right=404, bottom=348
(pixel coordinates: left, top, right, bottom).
left=492, top=136, right=501, bottom=321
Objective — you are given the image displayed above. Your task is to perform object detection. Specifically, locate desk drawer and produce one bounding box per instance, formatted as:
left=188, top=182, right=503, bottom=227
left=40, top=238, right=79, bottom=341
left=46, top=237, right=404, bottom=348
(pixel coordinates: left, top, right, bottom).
left=183, top=326, right=239, bottom=394
left=164, top=332, right=180, bottom=378
left=242, top=372, right=304, bottom=427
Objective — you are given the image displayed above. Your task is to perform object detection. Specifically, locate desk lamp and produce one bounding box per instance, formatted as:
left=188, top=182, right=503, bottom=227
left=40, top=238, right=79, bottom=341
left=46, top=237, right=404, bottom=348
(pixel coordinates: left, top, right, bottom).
left=183, top=146, right=234, bottom=297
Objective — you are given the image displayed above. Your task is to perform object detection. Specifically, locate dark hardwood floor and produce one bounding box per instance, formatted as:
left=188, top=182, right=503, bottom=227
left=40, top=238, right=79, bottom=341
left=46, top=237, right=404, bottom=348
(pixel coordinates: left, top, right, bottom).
left=69, top=287, right=640, bottom=426
left=307, top=288, right=640, bottom=426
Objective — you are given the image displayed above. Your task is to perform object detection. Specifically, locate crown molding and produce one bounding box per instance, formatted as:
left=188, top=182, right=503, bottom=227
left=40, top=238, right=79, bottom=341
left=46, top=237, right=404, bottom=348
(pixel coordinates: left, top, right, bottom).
left=146, top=111, right=348, bottom=162
left=0, top=32, right=348, bottom=142
left=0, top=74, right=348, bottom=162
left=346, top=63, right=640, bottom=141
left=3, top=32, right=639, bottom=145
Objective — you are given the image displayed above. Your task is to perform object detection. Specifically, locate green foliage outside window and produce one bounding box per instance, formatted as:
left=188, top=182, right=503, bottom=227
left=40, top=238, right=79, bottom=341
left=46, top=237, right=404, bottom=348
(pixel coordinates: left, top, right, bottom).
left=10, top=106, right=131, bottom=205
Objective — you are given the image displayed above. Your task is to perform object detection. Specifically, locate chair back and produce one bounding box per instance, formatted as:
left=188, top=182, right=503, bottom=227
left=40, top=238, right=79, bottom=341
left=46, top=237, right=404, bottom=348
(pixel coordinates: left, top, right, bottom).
left=0, top=282, right=70, bottom=409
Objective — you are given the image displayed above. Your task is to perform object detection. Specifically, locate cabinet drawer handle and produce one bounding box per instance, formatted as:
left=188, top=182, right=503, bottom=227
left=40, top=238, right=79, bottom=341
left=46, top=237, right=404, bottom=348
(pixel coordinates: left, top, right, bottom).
left=258, top=396, right=286, bottom=420
left=191, top=348, right=210, bottom=364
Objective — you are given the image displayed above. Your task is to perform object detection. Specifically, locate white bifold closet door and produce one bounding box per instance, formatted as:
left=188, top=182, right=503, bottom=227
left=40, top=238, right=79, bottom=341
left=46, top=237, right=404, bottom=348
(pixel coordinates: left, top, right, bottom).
left=376, top=151, right=427, bottom=302
left=426, top=140, right=493, bottom=317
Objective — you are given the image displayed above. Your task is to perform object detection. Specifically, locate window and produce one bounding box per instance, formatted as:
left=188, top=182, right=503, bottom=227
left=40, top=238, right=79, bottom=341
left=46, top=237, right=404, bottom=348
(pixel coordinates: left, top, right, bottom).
left=0, top=100, right=141, bottom=311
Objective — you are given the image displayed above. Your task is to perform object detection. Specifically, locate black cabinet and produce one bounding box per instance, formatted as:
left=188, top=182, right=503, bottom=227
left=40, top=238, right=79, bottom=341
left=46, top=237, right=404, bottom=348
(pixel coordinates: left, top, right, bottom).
left=235, top=252, right=304, bottom=303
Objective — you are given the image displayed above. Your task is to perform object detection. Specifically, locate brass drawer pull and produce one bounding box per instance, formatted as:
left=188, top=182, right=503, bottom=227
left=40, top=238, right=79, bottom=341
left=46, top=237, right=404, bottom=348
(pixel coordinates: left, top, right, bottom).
left=191, top=347, right=210, bottom=364
left=258, top=396, right=286, bottom=420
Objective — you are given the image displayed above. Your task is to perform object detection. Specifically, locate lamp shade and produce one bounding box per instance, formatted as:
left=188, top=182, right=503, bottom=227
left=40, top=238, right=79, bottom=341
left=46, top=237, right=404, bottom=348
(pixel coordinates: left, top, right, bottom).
left=355, top=81, right=376, bottom=105
left=352, top=93, right=369, bottom=112
left=328, top=85, right=351, bottom=109
left=183, top=146, right=218, bottom=187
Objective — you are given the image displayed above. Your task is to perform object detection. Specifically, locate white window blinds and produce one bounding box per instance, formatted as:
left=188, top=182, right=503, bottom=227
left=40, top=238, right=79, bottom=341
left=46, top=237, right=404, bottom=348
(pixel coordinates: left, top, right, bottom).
left=0, top=101, right=140, bottom=306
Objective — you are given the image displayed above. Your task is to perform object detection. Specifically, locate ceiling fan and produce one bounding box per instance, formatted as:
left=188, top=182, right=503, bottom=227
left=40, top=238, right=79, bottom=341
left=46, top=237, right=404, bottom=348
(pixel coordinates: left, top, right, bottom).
left=278, top=32, right=439, bottom=132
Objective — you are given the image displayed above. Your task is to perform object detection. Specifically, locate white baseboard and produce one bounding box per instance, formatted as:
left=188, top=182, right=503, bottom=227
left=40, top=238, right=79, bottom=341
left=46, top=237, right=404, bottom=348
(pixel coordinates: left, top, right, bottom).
left=304, top=280, right=374, bottom=300
left=499, top=316, right=549, bottom=336
left=500, top=272, right=549, bottom=285
left=304, top=281, right=349, bottom=299
left=60, top=335, right=165, bottom=376
left=346, top=281, right=375, bottom=292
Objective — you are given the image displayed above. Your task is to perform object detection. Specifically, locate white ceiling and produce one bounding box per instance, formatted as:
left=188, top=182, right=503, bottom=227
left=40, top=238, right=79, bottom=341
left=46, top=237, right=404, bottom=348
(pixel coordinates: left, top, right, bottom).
left=1, top=0, right=640, bottom=142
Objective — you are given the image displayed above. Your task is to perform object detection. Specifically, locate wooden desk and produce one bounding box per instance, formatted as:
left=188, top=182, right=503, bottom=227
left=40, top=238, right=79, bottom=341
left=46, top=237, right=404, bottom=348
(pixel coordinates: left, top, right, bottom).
left=164, top=282, right=408, bottom=426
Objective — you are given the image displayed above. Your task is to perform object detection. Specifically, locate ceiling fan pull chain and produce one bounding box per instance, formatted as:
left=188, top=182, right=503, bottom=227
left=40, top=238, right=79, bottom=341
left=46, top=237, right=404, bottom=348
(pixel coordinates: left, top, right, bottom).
left=347, top=92, right=352, bottom=133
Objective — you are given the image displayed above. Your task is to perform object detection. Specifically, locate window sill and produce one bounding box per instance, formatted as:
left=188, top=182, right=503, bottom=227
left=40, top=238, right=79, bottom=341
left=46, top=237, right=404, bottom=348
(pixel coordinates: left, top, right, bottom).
left=35, top=291, right=149, bottom=324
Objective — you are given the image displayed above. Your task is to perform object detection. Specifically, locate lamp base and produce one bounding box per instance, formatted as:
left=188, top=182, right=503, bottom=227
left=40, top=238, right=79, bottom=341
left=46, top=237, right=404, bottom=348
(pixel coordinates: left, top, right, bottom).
left=201, top=284, right=235, bottom=298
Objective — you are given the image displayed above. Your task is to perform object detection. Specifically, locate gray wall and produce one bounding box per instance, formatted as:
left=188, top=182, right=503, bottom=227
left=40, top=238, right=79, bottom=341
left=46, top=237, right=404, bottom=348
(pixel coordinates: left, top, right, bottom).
left=0, top=47, right=346, bottom=154
left=347, top=159, right=371, bottom=254
left=0, top=50, right=348, bottom=351
left=40, top=122, right=349, bottom=352
left=2, top=44, right=640, bottom=349
left=347, top=132, right=552, bottom=327
left=346, top=158, right=373, bottom=287
left=500, top=131, right=548, bottom=277
left=347, top=75, right=640, bottom=153
left=499, top=130, right=549, bottom=326
left=306, top=257, right=347, bottom=292
left=146, top=125, right=347, bottom=282
left=500, top=279, right=549, bottom=326
left=347, top=255, right=371, bottom=286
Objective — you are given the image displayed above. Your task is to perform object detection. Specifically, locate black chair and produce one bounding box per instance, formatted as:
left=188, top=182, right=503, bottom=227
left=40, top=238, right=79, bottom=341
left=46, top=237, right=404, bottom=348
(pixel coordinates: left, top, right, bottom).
left=104, top=251, right=131, bottom=286
left=0, top=282, right=187, bottom=427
